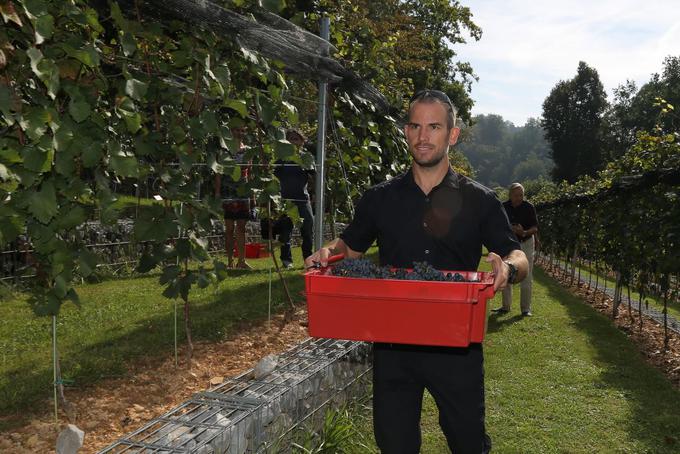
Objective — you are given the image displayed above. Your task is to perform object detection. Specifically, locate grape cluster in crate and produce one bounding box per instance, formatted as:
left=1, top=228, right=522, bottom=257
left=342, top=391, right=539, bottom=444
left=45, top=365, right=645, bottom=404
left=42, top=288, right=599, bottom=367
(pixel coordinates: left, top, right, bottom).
left=329, top=258, right=478, bottom=282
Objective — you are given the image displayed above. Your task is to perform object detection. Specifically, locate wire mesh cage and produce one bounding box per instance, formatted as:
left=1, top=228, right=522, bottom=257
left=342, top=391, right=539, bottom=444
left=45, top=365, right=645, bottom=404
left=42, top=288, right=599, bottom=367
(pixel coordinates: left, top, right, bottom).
left=98, top=338, right=371, bottom=453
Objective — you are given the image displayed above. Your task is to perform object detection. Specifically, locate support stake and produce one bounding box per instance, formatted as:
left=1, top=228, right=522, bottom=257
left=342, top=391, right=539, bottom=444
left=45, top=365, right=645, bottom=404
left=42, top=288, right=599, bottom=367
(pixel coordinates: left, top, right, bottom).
left=52, top=315, right=58, bottom=426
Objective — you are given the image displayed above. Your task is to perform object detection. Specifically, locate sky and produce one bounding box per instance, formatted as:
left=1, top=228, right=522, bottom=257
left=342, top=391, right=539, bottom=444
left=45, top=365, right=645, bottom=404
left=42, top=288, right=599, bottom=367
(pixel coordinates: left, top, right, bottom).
left=455, top=0, right=680, bottom=126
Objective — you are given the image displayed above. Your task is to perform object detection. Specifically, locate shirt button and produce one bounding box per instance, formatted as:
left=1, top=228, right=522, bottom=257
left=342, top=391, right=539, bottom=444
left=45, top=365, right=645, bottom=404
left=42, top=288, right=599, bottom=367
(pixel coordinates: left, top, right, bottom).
left=425, top=198, right=430, bottom=202
left=423, top=222, right=428, bottom=227
left=425, top=249, right=430, bottom=254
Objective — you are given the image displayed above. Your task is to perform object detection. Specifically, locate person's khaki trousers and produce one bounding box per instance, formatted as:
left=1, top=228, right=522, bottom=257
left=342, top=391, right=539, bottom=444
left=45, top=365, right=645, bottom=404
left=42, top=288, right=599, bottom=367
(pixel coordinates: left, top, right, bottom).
left=502, top=236, right=534, bottom=312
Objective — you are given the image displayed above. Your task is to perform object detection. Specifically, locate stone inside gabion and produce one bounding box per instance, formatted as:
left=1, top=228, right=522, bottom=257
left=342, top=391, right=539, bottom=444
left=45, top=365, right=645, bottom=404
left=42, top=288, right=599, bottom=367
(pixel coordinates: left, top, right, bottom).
left=102, top=340, right=371, bottom=453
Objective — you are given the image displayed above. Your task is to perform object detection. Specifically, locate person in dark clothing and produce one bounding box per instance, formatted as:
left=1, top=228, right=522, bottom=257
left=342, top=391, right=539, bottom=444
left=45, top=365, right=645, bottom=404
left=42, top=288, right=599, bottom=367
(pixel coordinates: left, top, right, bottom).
left=493, top=182, right=539, bottom=316
left=273, top=129, right=315, bottom=268
left=304, top=89, right=528, bottom=454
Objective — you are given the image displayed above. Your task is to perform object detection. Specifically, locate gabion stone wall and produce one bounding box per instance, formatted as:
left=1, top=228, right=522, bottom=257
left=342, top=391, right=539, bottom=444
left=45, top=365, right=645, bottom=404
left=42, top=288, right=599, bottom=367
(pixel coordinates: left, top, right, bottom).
left=98, top=338, right=371, bottom=453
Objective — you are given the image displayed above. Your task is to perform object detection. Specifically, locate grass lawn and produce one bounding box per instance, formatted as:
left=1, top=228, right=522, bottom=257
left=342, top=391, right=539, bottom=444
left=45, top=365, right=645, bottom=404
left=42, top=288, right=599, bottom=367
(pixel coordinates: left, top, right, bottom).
left=0, top=248, right=306, bottom=425
left=549, top=258, right=680, bottom=322
left=344, top=263, right=680, bottom=453
left=4, top=250, right=680, bottom=452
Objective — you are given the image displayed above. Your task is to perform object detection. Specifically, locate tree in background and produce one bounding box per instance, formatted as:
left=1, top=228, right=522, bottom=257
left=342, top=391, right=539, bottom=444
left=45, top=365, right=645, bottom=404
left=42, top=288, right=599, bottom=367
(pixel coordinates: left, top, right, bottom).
left=294, top=0, right=481, bottom=122
left=541, top=61, right=607, bottom=183
left=603, top=56, right=680, bottom=159
left=457, top=115, right=552, bottom=188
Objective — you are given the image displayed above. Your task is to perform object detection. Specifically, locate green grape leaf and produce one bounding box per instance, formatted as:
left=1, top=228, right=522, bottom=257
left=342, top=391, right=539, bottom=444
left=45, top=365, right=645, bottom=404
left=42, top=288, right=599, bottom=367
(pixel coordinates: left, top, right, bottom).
left=68, top=99, right=91, bottom=123
left=121, top=31, right=136, bottom=57
left=134, top=136, right=156, bottom=156
left=274, top=140, right=295, bottom=160
left=0, top=210, right=23, bottom=246
left=178, top=274, right=195, bottom=302
left=225, top=99, right=247, bottom=118
left=160, top=265, right=181, bottom=285
left=282, top=101, right=298, bottom=124
left=213, top=66, right=231, bottom=91
left=137, top=252, right=159, bottom=273
left=258, top=95, right=277, bottom=126
left=78, top=249, right=98, bottom=277
left=200, top=110, right=218, bottom=133
left=175, top=238, right=191, bottom=260
left=122, top=111, right=141, bottom=134
left=65, top=288, right=80, bottom=308
left=53, top=205, right=86, bottom=230
left=110, top=153, right=138, bottom=178
left=20, top=107, right=49, bottom=142
left=34, top=13, right=54, bottom=44
left=29, top=179, right=58, bottom=224
left=78, top=138, right=102, bottom=168
left=125, top=78, right=148, bottom=101
left=162, top=281, right=179, bottom=299
left=21, top=144, right=51, bottom=172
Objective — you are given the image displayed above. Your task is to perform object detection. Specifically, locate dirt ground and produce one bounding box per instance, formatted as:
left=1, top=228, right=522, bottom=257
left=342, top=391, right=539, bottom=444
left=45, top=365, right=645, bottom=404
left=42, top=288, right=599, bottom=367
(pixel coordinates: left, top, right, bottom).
left=0, top=308, right=310, bottom=453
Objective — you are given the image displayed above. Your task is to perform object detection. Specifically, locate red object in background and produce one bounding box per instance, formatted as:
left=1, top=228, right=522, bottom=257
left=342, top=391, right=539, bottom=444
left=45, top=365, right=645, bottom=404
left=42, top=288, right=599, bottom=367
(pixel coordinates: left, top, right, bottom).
left=304, top=266, right=495, bottom=347
left=233, top=242, right=270, bottom=258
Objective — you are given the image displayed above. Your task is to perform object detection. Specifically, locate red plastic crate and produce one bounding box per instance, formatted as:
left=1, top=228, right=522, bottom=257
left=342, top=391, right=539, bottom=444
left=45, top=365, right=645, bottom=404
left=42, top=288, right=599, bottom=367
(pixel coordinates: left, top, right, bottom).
left=305, top=266, right=495, bottom=347
left=233, top=242, right=270, bottom=258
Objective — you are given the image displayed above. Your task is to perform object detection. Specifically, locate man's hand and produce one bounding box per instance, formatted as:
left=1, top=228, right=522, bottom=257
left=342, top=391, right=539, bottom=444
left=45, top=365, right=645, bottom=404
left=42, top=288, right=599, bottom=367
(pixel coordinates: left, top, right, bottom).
left=485, top=252, right=509, bottom=291
left=303, top=239, right=361, bottom=271
left=304, top=247, right=334, bottom=269
left=511, top=223, right=524, bottom=236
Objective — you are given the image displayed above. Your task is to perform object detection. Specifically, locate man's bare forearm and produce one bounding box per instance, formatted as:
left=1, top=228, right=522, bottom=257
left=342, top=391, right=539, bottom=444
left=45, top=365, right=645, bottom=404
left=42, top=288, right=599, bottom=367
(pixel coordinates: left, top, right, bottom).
left=304, top=238, right=364, bottom=269
left=323, top=238, right=362, bottom=259
left=503, top=249, right=529, bottom=283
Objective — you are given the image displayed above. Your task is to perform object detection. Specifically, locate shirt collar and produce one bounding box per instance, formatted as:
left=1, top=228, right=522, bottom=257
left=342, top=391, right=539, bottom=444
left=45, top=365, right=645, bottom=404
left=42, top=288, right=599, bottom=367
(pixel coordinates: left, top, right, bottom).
left=402, top=166, right=460, bottom=190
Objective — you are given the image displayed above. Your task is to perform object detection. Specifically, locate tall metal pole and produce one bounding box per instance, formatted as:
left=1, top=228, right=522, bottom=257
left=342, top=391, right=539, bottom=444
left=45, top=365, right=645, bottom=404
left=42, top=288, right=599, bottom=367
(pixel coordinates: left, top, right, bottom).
left=314, top=17, right=330, bottom=251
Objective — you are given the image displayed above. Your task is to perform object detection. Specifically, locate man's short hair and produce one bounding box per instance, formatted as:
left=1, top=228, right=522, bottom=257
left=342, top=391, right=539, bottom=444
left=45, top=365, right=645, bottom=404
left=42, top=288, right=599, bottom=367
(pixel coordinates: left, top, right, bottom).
left=286, top=128, right=307, bottom=142
left=408, top=89, right=458, bottom=130
left=509, top=182, right=524, bottom=192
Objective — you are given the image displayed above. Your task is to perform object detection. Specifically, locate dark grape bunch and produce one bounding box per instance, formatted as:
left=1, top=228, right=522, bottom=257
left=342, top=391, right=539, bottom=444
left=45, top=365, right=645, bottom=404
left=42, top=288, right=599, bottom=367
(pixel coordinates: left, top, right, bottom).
left=330, top=259, right=478, bottom=282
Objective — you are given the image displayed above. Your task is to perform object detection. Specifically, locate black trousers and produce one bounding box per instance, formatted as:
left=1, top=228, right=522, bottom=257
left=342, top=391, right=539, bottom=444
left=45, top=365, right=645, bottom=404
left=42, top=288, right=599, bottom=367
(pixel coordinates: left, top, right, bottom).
left=372, top=343, right=491, bottom=454
left=277, top=200, right=314, bottom=262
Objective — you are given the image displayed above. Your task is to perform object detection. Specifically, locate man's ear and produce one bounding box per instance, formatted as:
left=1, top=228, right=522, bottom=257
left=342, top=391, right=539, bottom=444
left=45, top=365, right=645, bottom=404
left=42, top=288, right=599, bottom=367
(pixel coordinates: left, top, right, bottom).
left=449, top=127, right=461, bottom=146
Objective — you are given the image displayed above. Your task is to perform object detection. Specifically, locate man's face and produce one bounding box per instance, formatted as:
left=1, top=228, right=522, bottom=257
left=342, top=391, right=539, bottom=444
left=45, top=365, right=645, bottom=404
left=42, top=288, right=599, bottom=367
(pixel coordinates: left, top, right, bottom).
left=231, top=127, right=246, bottom=142
left=404, top=101, right=460, bottom=168
left=510, top=187, right=524, bottom=206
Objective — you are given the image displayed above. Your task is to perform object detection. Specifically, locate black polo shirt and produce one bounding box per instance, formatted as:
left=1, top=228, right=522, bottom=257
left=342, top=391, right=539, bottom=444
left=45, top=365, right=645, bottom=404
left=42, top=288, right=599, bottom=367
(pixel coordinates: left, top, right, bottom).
left=340, top=167, right=520, bottom=271
left=274, top=159, right=313, bottom=201
left=502, top=200, right=538, bottom=241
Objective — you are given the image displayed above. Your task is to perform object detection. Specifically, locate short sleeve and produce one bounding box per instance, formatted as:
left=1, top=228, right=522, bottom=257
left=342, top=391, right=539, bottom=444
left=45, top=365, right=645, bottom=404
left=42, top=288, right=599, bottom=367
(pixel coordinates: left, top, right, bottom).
left=340, top=188, right=379, bottom=253
left=481, top=194, right=520, bottom=258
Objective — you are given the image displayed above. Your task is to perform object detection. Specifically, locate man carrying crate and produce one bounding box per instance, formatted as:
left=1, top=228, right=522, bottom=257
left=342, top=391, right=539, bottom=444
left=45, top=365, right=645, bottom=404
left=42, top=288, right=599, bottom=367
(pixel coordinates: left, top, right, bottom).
left=305, top=89, right=528, bottom=454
